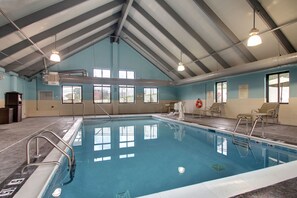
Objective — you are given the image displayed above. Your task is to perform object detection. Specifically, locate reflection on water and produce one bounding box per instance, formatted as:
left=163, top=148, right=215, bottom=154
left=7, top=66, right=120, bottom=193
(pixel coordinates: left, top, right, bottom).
left=94, top=127, right=111, bottom=151
left=72, top=129, right=82, bottom=146
left=217, top=136, right=227, bottom=156
left=72, top=120, right=297, bottom=168
left=64, top=118, right=297, bottom=198
left=174, top=125, right=185, bottom=142
left=119, top=126, right=135, bottom=148
left=144, top=124, right=158, bottom=140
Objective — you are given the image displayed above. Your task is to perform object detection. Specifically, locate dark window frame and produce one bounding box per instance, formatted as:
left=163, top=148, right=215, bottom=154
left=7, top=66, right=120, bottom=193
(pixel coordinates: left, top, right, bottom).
left=62, top=85, right=83, bottom=104
left=93, top=68, right=111, bottom=104
left=266, top=71, right=289, bottom=104
left=119, top=70, right=135, bottom=104
left=215, top=81, right=227, bottom=103
left=119, top=85, right=135, bottom=104
left=93, top=85, right=111, bottom=104
left=143, top=87, right=159, bottom=103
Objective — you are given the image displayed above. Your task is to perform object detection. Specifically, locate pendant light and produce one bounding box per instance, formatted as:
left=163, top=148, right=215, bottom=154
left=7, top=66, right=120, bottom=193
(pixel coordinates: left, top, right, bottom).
left=247, top=8, right=262, bottom=47
left=50, top=35, right=61, bottom=62
left=177, top=51, right=185, bottom=71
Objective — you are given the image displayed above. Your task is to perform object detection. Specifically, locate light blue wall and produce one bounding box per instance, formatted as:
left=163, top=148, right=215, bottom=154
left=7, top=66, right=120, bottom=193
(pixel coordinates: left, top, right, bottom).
left=0, top=72, right=29, bottom=100
left=0, top=73, right=11, bottom=100
left=3, top=38, right=296, bottom=104
left=177, top=64, right=297, bottom=100
left=52, top=39, right=112, bottom=74
left=177, top=82, right=208, bottom=100
left=118, top=41, right=170, bottom=80
left=36, top=38, right=176, bottom=101
left=26, top=79, right=37, bottom=100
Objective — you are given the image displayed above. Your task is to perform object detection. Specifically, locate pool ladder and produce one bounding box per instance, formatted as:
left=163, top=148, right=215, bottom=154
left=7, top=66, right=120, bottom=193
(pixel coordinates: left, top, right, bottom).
left=72, top=102, right=85, bottom=120
left=23, top=130, right=75, bottom=173
left=232, top=115, right=264, bottom=149
left=233, top=115, right=264, bottom=137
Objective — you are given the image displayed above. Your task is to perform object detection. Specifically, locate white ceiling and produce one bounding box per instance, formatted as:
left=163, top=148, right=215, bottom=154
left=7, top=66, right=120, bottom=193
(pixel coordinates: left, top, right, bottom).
left=0, top=0, right=296, bottom=80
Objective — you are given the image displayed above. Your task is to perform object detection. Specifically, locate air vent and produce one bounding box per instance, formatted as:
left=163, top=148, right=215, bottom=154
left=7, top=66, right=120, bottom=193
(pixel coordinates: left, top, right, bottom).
left=43, top=72, right=60, bottom=85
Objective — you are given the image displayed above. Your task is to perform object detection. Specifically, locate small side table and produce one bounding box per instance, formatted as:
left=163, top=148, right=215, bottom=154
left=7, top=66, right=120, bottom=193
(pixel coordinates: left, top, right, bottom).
left=0, top=108, right=13, bottom=124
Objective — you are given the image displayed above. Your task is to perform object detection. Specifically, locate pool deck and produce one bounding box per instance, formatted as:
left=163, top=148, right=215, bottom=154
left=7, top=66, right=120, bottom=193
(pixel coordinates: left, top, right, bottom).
left=1, top=115, right=297, bottom=197
left=0, top=116, right=77, bottom=197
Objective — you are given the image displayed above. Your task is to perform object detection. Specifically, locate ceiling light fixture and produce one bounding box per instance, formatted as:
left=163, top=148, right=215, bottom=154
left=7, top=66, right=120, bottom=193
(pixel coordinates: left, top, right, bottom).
left=50, top=35, right=61, bottom=62
left=247, top=8, right=262, bottom=47
left=177, top=51, right=185, bottom=71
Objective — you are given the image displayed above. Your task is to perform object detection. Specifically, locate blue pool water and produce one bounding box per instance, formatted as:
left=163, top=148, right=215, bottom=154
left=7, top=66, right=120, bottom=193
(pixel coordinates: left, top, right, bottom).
left=46, top=117, right=297, bottom=197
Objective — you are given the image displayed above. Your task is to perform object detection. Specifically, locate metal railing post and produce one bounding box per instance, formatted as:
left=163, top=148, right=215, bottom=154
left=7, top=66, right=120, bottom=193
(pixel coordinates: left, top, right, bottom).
left=26, top=135, right=72, bottom=171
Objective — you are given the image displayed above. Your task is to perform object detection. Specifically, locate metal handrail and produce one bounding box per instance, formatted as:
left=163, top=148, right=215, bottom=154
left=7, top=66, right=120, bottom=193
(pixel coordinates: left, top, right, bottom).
left=249, top=116, right=264, bottom=137
left=82, top=102, right=85, bottom=119
left=233, top=117, right=243, bottom=135
left=72, top=102, right=85, bottom=119
left=26, top=135, right=72, bottom=171
left=95, top=103, right=111, bottom=120
left=37, top=130, right=75, bottom=163
left=72, top=102, right=74, bottom=120
left=233, top=115, right=264, bottom=137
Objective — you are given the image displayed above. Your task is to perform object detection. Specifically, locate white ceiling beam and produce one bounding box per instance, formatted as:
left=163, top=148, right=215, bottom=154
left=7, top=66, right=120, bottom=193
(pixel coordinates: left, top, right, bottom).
left=114, top=0, right=134, bottom=42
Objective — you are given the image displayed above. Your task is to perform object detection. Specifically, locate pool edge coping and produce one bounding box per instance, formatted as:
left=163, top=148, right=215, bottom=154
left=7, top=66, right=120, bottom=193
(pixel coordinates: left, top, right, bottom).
left=14, top=118, right=82, bottom=198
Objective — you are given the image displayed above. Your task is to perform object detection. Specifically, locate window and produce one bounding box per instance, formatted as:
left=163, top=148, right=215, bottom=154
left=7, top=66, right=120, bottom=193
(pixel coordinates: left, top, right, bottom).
left=216, top=81, right=227, bottom=103
left=267, top=72, right=289, bottom=103
left=144, top=88, right=158, bottom=103
left=119, top=70, right=134, bottom=79
left=119, top=126, right=134, bottom=148
left=119, top=70, right=135, bottom=103
left=94, top=69, right=110, bottom=78
left=94, top=127, right=111, bottom=151
left=94, top=86, right=111, bottom=103
left=93, top=69, right=111, bottom=103
left=62, top=86, right=82, bottom=103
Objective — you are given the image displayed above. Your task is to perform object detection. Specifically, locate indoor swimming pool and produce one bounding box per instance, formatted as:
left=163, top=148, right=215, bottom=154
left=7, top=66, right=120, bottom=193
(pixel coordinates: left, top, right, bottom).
left=43, top=116, right=297, bottom=197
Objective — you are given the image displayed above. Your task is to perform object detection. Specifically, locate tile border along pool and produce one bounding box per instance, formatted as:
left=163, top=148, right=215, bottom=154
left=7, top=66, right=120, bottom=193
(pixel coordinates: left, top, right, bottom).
left=14, top=115, right=297, bottom=198
left=13, top=118, right=82, bottom=198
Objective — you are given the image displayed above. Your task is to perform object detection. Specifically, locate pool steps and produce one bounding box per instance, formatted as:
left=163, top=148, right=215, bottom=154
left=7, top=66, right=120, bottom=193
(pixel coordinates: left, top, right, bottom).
left=23, top=130, right=75, bottom=176
left=233, top=115, right=264, bottom=137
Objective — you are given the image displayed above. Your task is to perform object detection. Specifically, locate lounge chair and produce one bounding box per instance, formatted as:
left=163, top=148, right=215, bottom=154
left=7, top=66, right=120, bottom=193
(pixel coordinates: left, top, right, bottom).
left=252, top=102, right=280, bottom=124
left=193, top=102, right=222, bottom=117
left=237, top=103, right=279, bottom=125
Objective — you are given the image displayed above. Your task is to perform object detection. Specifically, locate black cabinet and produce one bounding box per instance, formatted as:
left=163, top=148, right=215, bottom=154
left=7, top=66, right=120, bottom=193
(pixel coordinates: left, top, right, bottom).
left=5, top=92, right=22, bottom=122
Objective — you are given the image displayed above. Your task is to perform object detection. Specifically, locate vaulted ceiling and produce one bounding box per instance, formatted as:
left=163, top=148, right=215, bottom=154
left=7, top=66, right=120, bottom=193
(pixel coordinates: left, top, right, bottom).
left=0, top=0, right=296, bottom=82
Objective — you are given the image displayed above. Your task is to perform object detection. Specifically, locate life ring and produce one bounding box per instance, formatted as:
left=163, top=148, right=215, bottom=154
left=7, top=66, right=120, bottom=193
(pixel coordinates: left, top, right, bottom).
left=195, top=99, right=203, bottom=108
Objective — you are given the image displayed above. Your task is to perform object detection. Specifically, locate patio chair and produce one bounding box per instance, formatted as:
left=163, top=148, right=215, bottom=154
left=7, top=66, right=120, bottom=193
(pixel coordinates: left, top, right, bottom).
left=252, top=102, right=280, bottom=124
left=193, top=103, right=222, bottom=117
left=237, top=102, right=279, bottom=126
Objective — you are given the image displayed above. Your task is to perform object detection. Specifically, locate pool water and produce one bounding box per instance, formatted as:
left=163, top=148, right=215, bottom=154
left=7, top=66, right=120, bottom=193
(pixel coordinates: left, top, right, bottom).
left=51, top=118, right=297, bottom=197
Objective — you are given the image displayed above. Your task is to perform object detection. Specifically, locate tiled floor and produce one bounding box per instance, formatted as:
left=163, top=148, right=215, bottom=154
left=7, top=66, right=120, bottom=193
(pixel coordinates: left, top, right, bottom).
left=0, top=116, right=76, bottom=197
left=181, top=114, right=297, bottom=145
left=1, top=115, right=297, bottom=197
